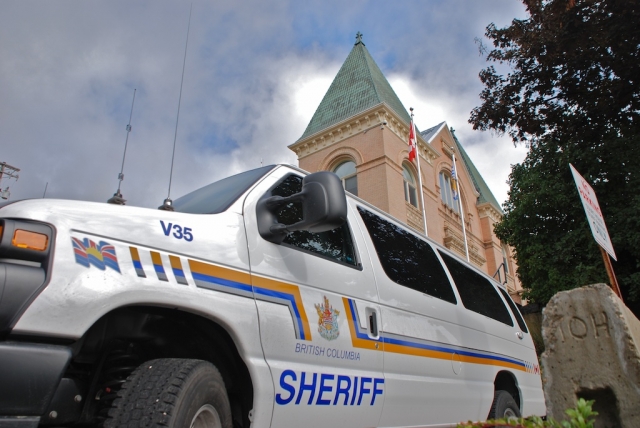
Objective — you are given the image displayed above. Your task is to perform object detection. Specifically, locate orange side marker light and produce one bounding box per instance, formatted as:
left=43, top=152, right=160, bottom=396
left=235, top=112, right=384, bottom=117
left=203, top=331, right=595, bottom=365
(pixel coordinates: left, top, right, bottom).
left=12, top=229, right=48, bottom=251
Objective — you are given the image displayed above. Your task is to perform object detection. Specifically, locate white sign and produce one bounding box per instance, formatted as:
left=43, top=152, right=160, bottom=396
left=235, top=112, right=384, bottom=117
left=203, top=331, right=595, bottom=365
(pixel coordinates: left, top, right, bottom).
left=570, top=164, right=617, bottom=260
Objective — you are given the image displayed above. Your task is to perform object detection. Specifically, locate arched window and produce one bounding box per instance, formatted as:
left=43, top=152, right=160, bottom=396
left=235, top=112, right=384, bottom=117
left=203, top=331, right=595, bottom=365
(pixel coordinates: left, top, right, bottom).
left=333, top=160, right=358, bottom=196
left=439, top=171, right=459, bottom=213
left=402, top=163, right=418, bottom=208
left=501, top=245, right=510, bottom=274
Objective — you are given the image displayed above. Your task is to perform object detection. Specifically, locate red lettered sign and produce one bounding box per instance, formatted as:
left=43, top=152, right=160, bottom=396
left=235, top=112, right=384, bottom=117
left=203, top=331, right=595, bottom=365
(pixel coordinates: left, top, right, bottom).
left=570, top=164, right=617, bottom=260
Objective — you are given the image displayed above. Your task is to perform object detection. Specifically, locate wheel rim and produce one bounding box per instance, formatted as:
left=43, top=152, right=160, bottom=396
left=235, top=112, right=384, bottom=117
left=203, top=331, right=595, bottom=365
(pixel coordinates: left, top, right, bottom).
left=190, top=404, right=222, bottom=428
left=503, top=408, right=518, bottom=420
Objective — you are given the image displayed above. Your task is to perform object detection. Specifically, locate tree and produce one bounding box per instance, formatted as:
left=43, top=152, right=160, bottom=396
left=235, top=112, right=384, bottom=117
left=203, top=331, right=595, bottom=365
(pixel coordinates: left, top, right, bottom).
left=470, top=0, right=640, bottom=311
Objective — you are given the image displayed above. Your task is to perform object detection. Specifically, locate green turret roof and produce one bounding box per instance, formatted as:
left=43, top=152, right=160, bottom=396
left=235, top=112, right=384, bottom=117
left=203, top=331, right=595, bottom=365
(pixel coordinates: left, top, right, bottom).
left=298, top=33, right=411, bottom=141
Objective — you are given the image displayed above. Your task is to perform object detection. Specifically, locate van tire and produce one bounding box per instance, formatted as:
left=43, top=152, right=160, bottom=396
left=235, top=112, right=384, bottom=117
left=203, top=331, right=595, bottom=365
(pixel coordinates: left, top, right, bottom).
left=104, top=358, right=232, bottom=428
left=489, top=390, right=521, bottom=420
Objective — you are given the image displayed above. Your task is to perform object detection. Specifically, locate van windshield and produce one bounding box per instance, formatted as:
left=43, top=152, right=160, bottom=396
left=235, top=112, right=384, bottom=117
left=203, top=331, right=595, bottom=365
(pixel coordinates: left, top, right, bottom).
left=173, top=165, right=275, bottom=214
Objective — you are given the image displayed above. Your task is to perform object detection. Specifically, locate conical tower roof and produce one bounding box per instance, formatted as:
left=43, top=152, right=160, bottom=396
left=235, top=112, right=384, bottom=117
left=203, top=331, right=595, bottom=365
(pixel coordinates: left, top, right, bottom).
left=298, top=33, right=411, bottom=141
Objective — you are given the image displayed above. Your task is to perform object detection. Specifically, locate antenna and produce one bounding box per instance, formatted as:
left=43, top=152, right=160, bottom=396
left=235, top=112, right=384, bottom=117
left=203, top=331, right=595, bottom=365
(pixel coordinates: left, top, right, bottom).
left=0, top=162, right=20, bottom=200
left=159, top=4, right=193, bottom=211
left=108, top=88, right=137, bottom=205
left=43, top=182, right=48, bottom=198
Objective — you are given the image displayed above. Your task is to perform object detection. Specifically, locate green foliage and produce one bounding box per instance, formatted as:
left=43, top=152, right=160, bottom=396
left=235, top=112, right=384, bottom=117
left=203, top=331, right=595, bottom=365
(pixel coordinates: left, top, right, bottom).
left=469, top=0, right=640, bottom=311
left=457, top=398, right=597, bottom=428
left=494, top=136, right=640, bottom=306
left=470, top=0, right=640, bottom=146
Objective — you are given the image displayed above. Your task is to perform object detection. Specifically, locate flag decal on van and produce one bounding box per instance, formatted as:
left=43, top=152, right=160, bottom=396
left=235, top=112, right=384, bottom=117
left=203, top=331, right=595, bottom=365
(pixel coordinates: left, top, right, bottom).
left=72, top=237, right=120, bottom=273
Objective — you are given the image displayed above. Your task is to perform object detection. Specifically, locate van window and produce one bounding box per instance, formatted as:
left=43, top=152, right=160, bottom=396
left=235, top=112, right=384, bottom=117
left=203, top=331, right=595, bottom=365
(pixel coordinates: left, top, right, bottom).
left=358, top=207, right=457, bottom=304
left=270, top=175, right=358, bottom=266
left=498, top=287, right=529, bottom=333
left=438, top=251, right=513, bottom=326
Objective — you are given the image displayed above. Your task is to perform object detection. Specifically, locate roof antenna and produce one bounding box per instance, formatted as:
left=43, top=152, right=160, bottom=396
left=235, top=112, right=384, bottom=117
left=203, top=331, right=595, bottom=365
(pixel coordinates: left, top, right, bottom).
left=108, top=88, right=136, bottom=205
left=0, top=162, right=20, bottom=200
left=159, top=4, right=193, bottom=211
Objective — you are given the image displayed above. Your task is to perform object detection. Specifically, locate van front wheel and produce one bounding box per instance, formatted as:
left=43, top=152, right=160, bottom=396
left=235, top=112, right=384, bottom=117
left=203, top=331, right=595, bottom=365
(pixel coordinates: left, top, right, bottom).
left=489, top=390, right=521, bottom=420
left=105, top=358, right=232, bottom=428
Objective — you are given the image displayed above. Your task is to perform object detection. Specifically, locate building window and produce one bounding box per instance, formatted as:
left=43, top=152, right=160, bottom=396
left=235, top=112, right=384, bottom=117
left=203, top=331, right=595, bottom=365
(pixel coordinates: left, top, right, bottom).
left=333, top=161, right=358, bottom=196
left=439, top=171, right=459, bottom=213
left=502, top=245, right=510, bottom=274
left=402, top=163, right=418, bottom=208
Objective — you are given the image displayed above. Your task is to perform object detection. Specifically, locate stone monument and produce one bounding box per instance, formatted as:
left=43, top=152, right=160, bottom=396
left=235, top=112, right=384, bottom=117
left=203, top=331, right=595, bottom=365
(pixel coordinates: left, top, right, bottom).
left=542, top=284, right=640, bottom=427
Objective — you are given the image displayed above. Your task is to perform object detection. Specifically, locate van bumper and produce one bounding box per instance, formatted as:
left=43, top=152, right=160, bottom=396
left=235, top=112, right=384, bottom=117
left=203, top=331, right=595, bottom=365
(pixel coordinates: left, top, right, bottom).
left=0, top=342, right=71, bottom=421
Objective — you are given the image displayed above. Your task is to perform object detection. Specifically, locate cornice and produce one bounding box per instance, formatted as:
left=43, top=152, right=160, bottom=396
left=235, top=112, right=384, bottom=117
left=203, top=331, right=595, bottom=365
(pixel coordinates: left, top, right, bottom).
left=477, top=202, right=503, bottom=223
left=442, top=142, right=454, bottom=159
left=289, top=103, right=440, bottom=164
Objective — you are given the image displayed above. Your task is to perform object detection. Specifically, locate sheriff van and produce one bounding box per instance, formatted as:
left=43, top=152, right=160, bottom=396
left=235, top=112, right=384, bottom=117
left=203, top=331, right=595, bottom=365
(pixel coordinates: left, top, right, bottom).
left=0, top=164, right=545, bottom=428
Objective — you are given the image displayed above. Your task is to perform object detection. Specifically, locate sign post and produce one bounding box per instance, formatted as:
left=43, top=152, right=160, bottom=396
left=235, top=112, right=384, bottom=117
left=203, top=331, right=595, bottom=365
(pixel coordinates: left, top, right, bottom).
left=570, top=164, right=622, bottom=299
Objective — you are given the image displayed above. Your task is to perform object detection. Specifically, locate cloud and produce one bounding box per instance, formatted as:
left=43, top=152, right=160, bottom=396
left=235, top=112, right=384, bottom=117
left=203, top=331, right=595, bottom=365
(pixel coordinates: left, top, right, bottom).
left=0, top=0, right=528, bottom=208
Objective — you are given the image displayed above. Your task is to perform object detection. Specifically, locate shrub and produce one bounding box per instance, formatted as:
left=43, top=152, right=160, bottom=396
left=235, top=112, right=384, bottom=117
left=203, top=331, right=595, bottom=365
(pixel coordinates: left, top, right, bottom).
left=457, top=398, right=597, bottom=428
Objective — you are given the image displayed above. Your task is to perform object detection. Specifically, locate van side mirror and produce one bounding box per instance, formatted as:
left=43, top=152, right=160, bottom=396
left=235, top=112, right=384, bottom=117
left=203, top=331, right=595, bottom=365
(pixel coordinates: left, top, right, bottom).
left=256, top=171, right=348, bottom=244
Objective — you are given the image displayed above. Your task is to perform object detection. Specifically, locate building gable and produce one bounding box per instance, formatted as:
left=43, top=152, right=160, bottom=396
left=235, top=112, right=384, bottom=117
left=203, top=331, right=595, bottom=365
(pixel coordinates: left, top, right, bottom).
left=422, top=124, right=503, bottom=215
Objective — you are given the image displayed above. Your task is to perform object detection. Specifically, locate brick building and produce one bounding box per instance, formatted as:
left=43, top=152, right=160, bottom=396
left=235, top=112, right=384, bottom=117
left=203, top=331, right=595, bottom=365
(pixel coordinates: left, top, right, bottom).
left=288, top=34, right=523, bottom=300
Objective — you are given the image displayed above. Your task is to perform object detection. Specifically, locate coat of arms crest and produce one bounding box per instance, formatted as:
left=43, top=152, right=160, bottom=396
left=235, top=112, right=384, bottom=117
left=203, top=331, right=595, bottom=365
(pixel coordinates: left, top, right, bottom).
left=314, top=296, right=340, bottom=341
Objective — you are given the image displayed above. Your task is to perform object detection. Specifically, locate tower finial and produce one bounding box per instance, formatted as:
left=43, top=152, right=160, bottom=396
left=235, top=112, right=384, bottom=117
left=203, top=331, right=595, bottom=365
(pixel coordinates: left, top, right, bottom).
left=355, top=31, right=364, bottom=45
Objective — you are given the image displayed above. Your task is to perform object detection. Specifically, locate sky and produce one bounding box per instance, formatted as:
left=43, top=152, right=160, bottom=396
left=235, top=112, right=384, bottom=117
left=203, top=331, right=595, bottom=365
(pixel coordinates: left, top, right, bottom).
left=0, top=0, right=530, bottom=209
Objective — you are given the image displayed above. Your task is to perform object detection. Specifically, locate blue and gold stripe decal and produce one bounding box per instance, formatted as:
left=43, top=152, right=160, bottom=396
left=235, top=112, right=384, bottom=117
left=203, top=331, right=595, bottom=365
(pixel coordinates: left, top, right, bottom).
left=188, top=259, right=253, bottom=297
left=344, top=298, right=534, bottom=373
left=129, top=247, right=146, bottom=278
left=128, top=246, right=311, bottom=341
left=188, top=260, right=311, bottom=340
left=169, top=255, right=188, bottom=285
left=252, top=276, right=312, bottom=342
left=126, top=246, right=534, bottom=369
left=343, top=297, right=382, bottom=352
left=150, top=251, right=168, bottom=282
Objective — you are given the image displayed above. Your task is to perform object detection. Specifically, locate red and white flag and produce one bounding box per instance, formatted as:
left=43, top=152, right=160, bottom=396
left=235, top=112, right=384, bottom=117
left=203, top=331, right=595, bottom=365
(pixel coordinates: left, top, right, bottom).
left=408, top=118, right=417, bottom=162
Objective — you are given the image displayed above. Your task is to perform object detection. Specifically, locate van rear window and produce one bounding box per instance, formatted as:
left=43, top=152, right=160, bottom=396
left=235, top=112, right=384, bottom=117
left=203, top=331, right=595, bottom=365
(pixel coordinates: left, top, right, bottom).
left=438, top=251, right=513, bottom=326
left=358, top=207, right=457, bottom=304
left=498, top=287, right=529, bottom=333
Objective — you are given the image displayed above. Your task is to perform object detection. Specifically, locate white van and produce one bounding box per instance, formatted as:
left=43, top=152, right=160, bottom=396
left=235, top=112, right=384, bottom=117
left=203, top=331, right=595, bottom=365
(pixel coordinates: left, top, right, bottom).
left=0, top=164, right=545, bottom=428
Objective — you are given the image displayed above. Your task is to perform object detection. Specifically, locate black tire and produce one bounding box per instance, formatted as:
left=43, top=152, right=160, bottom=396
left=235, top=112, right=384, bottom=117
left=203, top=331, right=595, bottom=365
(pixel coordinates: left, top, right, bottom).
left=489, top=389, right=521, bottom=420
left=104, top=358, right=232, bottom=428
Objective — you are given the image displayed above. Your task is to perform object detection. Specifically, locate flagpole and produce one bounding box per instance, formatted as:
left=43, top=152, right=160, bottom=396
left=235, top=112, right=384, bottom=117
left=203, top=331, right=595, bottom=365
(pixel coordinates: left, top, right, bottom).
left=452, top=151, right=470, bottom=262
left=410, top=108, right=428, bottom=237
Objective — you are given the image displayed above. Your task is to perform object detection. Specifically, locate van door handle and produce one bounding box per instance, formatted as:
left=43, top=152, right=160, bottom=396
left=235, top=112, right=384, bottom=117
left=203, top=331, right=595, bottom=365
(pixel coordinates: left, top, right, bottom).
left=369, top=311, right=378, bottom=336
left=364, top=307, right=380, bottom=340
